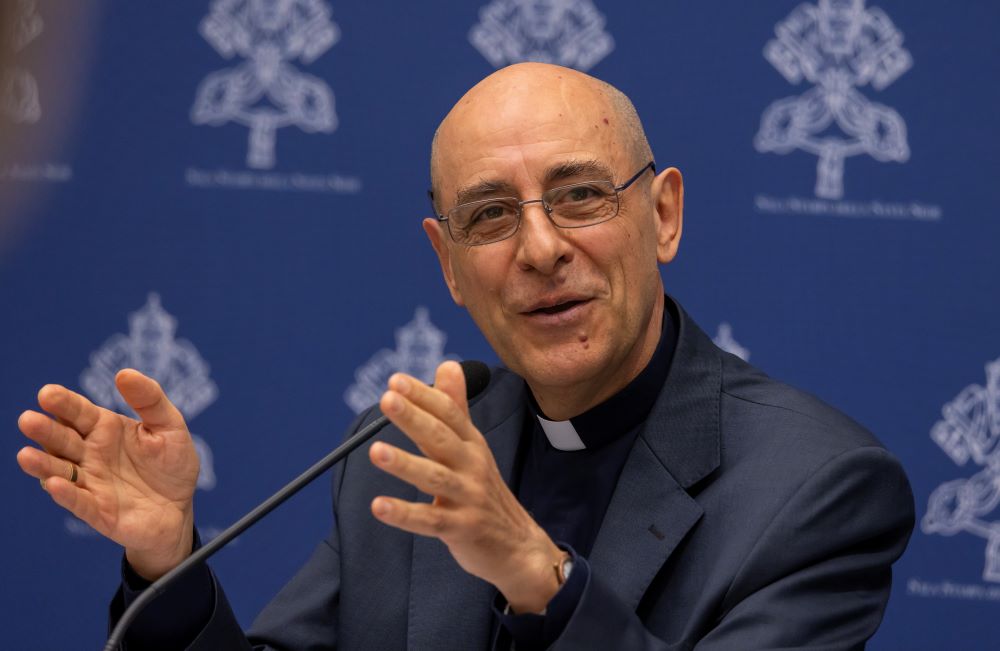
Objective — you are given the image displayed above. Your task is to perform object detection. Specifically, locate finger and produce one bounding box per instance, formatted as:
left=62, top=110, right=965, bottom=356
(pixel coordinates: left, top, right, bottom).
left=369, top=441, right=466, bottom=501
left=17, top=410, right=86, bottom=463
left=434, top=361, right=469, bottom=416
left=380, top=390, right=470, bottom=466
left=37, top=384, right=102, bottom=438
left=371, top=496, right=456, bottom=539
left=42, top=476, right=104, bottom=533
left=387, top=366, right=481, bottom=443
left=17, top=446, right=83, bottom=486
left=115, top=369, right=185, bottom=430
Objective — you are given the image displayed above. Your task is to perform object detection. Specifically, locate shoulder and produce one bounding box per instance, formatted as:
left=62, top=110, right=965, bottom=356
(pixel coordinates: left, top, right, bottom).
left=699, top=349, right=913, bottom=560
left=667, top=301, right=912, bottom=529
left=662, top=297, right=898, bottom=488
left=716, top=350, right=886, bottom=471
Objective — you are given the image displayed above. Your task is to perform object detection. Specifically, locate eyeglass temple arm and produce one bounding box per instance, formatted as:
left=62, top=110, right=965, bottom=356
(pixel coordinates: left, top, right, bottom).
left=615, top=161, right=656, bottom=191
left=427, top=189, right=447, bottom=221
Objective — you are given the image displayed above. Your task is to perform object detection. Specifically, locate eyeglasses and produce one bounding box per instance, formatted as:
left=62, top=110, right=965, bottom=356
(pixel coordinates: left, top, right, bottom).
left=433, top=161, right=655, bottom=246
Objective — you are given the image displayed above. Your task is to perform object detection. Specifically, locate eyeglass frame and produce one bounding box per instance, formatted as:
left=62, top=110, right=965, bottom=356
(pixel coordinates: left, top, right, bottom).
left=428, top=161, right=656, bottom=246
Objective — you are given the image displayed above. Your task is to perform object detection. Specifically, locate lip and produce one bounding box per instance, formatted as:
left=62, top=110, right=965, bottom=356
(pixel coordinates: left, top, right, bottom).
left=518, top=296, right=594, bottom=326
left=520, top=294, right=593, bottom=314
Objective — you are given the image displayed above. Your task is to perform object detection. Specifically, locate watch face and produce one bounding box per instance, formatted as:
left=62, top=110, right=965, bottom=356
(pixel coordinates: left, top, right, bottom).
left=562, top=558, right=574, bottom=582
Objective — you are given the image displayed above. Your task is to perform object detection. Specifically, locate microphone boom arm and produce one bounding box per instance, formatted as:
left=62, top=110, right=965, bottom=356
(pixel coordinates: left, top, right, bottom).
left=102, top=360, right=490, bottom=651
left=103, top=412, right=391, bottom=651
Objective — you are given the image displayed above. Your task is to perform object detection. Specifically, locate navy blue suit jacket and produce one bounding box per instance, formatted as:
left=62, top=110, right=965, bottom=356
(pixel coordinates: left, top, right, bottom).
left=114, top=298, right=914, bottom=650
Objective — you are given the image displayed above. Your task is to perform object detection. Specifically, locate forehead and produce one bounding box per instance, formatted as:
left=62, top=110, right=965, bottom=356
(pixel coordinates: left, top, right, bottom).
left=435, top=73, right=628, bottom=196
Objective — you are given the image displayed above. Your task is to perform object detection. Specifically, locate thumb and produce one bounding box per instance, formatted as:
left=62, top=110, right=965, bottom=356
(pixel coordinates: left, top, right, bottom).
left=115, top=369, right=186, bottom=430
left=434, top=360, right=469, bottom=416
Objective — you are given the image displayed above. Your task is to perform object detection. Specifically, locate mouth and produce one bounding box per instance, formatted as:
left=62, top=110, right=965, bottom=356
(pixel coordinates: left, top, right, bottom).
left=527, top=299, right=588, bottom=315
left=520, top=295, right=595, bottom=321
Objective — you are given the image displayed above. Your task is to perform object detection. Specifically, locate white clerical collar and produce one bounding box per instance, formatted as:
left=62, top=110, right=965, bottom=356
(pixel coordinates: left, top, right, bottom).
left=536, top=415, right=587, bottom=451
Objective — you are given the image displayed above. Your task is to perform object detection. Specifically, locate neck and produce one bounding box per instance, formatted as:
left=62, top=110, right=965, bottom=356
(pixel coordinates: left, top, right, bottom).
left=530, top=293, right=665, bottom=420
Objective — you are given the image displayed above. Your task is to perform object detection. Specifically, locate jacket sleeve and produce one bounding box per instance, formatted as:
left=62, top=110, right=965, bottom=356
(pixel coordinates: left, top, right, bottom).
left=549, top=446, right=915, bottom=651
left=108, top=409, right=375, bottom=651
left=108, top=532, right=340, bottom=651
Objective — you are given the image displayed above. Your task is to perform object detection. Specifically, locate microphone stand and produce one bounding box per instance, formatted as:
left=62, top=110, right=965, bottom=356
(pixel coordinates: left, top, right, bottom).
left=102, top=360, right=490, bottom=651
left=102, top=412, right=390, bottom=651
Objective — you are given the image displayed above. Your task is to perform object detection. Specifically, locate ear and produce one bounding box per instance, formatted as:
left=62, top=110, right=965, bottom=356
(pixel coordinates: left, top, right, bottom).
left=422, top=218, right=466, bottom=306
left=651, top=167, right=683, bottom=264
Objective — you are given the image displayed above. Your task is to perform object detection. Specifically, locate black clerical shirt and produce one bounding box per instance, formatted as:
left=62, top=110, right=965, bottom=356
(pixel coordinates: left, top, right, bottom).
left=495, top=303, right=677, bottom=650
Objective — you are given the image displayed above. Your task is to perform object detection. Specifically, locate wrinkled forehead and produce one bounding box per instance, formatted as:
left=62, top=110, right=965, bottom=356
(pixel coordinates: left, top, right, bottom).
left=433, top=71, right=627, bottom=200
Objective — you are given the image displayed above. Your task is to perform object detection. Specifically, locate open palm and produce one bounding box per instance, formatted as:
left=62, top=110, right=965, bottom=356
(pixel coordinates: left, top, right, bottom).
left=17, top=369, right=200, bottom=578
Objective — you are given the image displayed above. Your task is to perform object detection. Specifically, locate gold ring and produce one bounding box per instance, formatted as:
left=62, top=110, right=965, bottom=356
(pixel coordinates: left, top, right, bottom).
left=68, top=463, right=78, bottom=483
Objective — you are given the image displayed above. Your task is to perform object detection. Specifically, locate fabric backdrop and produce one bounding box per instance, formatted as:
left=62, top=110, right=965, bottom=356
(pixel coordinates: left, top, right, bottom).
left=1, top=1, right=996, bottom=649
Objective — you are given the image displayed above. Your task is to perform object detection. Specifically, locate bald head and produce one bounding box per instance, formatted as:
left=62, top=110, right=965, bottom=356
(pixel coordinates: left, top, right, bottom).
left=420, top=63, right=683, bottom=418
left=429, top=63, right=652, bottom=213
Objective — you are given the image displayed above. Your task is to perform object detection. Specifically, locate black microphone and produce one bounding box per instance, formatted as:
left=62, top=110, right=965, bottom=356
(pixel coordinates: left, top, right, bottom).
left=103, top=360, right=491, bottom=651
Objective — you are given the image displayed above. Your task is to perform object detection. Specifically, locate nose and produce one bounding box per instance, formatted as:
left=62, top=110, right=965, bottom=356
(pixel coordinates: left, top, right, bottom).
left=513, top=202, right=574, bottom=275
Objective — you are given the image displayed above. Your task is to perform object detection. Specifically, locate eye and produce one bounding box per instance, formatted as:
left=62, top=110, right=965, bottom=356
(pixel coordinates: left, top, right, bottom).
left=564, top=185, right=602, bottom=202
left=549, top=183, right=611, bottom=207
left=469, top=202, right=514, bottom=223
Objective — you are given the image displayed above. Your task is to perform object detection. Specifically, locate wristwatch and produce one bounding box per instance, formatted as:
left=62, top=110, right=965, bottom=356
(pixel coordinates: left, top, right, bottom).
left=505, top=552, right=574, bottom=616
left=553, top=551, right=574, bottom=586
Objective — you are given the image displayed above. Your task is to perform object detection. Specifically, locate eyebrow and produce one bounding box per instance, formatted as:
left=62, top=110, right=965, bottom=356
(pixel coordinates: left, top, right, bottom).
left=452, top=159, right=615, bottom=207
left=454, top=179, right=518, bottom=207
left=544, top=159, right=614, bottom=185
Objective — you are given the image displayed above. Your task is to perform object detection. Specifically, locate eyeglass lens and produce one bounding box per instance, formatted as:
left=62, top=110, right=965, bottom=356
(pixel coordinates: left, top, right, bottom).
left=449, top=180, right=619, bottom=245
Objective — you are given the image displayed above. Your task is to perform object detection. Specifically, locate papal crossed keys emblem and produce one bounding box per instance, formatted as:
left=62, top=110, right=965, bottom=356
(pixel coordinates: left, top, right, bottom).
left=754, top=0, right=912, bottom=200
left=191, top=0, right=340, bottom=169
left=344, top=308, right=460, bottom=415
left=80, top=294, right=219, bottom=491
left=922, top=357, right=1000, bottom=582
left=469, top=0, right=614, bottom=72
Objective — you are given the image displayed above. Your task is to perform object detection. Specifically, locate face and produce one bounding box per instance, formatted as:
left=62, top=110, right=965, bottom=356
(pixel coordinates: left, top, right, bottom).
left=425, top=65, right=683, bottom=416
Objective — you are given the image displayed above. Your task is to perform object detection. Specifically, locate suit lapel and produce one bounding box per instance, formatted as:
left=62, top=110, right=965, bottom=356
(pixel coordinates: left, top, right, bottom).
left=406, top=298, right=723, bottom=641
left=407, top=372, right=527, bottom=651
left=588, top=438, right=705, bottom=610
left=589, top=298, right=723, bottom=610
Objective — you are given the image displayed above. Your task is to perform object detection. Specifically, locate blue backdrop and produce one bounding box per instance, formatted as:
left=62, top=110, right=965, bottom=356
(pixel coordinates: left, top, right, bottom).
left=2, top=1, right=997, bottom=649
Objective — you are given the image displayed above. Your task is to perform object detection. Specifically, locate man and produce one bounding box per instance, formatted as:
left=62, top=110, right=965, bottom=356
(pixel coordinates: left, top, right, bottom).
left=16, top=63, right=914, bottom=650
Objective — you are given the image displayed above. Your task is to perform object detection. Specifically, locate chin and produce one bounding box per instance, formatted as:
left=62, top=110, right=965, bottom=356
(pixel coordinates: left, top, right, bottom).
left=512, top=343, right=608, bottom=390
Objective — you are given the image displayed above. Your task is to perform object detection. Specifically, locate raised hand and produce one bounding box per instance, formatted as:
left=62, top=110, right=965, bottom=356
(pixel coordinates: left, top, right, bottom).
left=16, top=369, right=200, bottom=580
left=369, top=361, right=564, bottom=614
